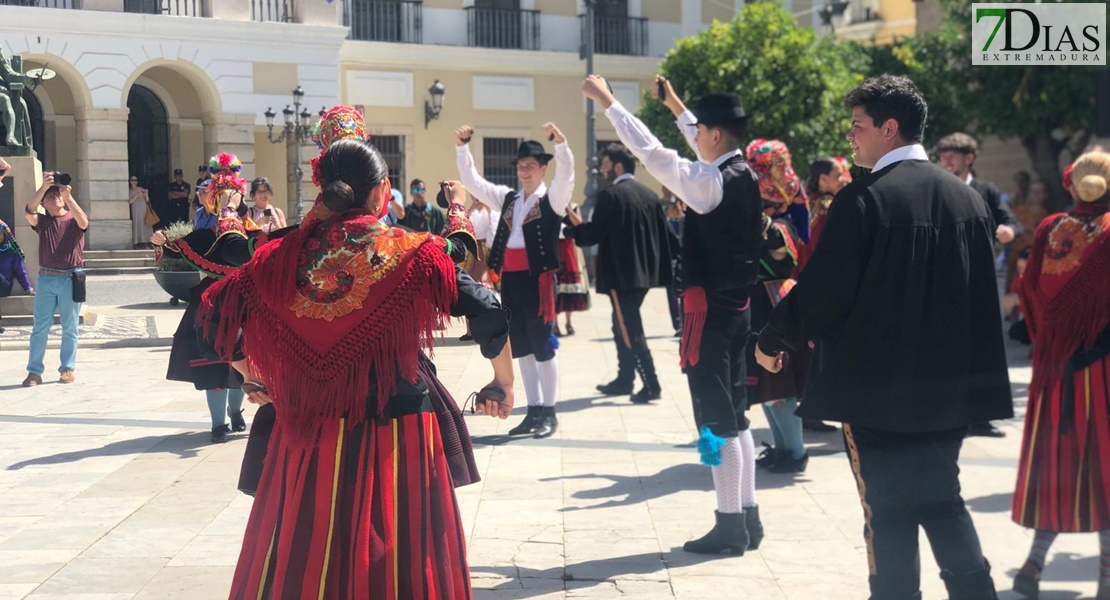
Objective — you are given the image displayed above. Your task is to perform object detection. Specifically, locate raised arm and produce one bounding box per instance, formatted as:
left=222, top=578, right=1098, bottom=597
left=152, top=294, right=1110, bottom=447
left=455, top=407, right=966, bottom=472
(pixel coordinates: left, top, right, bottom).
left=60, top=186, right=89, bottom=230
left=24, top=173, right=54, bottom=228
left=455, top=125, right=514, bottom=211
left=542, top=122, right=575, bottom=216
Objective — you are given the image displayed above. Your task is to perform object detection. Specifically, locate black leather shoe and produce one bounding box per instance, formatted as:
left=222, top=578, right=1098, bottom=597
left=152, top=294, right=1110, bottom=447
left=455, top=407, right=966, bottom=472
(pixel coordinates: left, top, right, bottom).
left=210, top=424, right=229, bottom=444
left=755, top=442, right=782, bottom=470
left=941, top=559, right=998, bottom=600
left=534, top=407, right=558, bottom=439
left=744, top=506, right=763, bottom=550
left=803, top=419, right=838, bottom=433
left=508, top=406, right=540, bottom=436
left=228, top=408, right=247, bottom=433
left=683, top=511, right=749, bottom=555
left=1012, top=560, right=1041, bottom=599
left=596, top=380, right=634, bottom=396
left=767, top=452, right=809, bottom=474
left=630, top=387, right=661, bottom=404
left=967, top=422, right=1006, bottom=438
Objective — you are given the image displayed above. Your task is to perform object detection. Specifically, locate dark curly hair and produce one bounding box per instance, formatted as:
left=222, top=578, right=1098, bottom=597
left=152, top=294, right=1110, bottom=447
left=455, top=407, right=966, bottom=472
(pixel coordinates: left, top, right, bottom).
left=844, top=75, right=929, bottom=144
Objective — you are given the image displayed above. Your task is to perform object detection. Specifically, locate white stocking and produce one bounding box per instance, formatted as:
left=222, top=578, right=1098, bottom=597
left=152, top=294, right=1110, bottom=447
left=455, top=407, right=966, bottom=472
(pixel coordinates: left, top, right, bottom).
left=518, top=355, right=541, bottom=407
left=536, top=356, right=559, bottom=407
left=739, top=429, right=758, bottom=508
left=710, top=437, right=743, bottom=514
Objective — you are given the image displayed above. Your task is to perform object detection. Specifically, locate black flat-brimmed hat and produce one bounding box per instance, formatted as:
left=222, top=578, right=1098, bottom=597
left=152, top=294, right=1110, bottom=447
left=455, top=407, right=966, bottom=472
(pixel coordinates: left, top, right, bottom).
left=512, top=140, right=554, bottom=165
left=688, top=93, right=749, bottom=127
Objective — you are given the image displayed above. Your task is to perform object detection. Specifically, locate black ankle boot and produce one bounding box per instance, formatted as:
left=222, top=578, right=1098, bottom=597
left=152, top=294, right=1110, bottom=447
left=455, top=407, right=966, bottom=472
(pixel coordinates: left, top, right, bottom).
left=228, top=408, right=247, bottom=432
left=767, top=452, right=809, bottom=474
left=941, top=560, right=999, bottom=600
left=683, top=511, right=749, bottom=556
left=534, top=406, right=558, bottom=439
left=508, top=406, right=540, bottom=436
left=597, top=378, right=633, bottom=396
left=630, top=346, right=661, bottom=404
left=210, top=424, right=229, bottom=444
left=744, top=506, right=764, bottom=550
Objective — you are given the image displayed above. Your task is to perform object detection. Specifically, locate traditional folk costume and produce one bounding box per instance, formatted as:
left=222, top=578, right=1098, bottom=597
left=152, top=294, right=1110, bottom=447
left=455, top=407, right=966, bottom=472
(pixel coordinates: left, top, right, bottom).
left=605, top=93, right=764, bottom=555
left=1011, top=152, right=1110, bottom=599
left=567, top=172, right=673, bottom=403
left=199, top=157, right=507, bottom=600
left=743, top=140, right=811, bottom=475
left=457, top=138, right=575, bottom=439
left=233, top=106, right=483, bottom=498
left=758, top=145, right=1012, bottom=600
left=808, top=156, right=852, bottom=250
left=555, top=225, right=590, bottom=317
left=161, top=153, right=258, bottom=443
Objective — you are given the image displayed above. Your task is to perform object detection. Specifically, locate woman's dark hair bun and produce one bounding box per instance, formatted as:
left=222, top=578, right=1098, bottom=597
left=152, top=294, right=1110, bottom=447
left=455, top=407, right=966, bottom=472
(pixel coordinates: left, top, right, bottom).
left=322, top=180, right=356, bottom=212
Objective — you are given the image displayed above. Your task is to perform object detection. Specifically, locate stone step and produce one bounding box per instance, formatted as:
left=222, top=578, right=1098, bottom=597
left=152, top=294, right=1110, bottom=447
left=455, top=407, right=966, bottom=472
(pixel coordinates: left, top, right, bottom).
left=84, top=249, right=154, bottom=259
left=0, top=298, right=92, bottom=326
left=85, top=266, right=159, bottom=276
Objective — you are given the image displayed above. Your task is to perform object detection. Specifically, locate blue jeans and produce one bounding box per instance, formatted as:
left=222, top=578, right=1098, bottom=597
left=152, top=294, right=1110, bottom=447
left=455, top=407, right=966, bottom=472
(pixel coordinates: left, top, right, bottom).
left=26, top=272, right=81, bottom=375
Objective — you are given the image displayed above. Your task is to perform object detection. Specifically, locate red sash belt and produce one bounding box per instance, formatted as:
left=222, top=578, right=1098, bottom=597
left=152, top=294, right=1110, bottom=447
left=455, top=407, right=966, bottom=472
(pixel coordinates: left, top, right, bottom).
left=503, top=248, right=556, bottom=324
left=679, top=286, right=750, bottom=369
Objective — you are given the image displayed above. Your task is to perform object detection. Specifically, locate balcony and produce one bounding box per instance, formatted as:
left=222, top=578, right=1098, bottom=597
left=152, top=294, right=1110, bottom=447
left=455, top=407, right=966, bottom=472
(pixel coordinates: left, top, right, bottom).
left=464, top=6, right=540, bottom=51
left=252, top=0, right=295, bottom=22
left=847, top=0, right=881, bottom=24
left=344, top=0, right=422, bottom=43
left=580, top=13, right=647, bottom=56
left=0, top=0, right=75, bottom=7
left=124, top=0, right=204, bottom=16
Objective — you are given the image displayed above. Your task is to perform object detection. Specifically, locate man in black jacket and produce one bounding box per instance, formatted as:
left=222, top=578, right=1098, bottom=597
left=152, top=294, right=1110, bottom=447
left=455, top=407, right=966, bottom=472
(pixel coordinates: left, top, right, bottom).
left=935, top=132, right=1021, bottom=439
left=566, top=143, right=673, bottom=403
left=757, top=76, right=1011, bottom=600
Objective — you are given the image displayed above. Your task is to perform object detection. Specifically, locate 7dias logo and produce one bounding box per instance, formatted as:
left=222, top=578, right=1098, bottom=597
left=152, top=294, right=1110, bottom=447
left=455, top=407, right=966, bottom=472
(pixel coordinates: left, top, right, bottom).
left=973, top=3, right=1106, bottom=65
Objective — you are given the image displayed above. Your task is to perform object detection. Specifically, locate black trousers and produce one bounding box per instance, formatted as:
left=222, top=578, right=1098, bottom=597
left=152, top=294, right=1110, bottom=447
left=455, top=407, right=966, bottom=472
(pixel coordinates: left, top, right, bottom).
left=501, top=270, right=556, bottom=361
left=686, top=305, right=750, bottom=437
left=666, top=284, right=682, bottom=331
left=843, top=424, right=996, bottom=600
left=609, top=288, right=648, bottom=381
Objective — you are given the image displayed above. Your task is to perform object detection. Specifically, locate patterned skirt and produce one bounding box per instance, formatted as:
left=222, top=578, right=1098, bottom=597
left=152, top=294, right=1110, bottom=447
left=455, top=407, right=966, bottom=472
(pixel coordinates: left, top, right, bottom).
left=1012, top=353, right=1110, bottom=532
left=555, top=238, right=590, bottom=313
left=229, top=411, right=471, bottom=599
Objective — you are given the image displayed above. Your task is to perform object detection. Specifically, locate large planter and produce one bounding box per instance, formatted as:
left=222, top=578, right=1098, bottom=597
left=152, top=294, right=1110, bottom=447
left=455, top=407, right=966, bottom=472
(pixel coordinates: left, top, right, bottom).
left=153, top=270, right=203, bottom=306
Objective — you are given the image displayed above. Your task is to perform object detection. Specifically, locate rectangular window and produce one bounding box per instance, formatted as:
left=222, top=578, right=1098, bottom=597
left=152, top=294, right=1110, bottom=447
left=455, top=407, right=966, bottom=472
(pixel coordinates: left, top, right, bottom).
left=374, top=135, right=406, bottom=194
left=483, top=137, right=521, bottom=189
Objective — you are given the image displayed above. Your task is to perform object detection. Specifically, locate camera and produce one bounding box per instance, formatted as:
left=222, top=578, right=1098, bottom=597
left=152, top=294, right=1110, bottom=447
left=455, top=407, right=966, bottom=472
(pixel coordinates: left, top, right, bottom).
left=51, top=172, right=72, bottom=186
left=264, top=208, right=273, bottom=217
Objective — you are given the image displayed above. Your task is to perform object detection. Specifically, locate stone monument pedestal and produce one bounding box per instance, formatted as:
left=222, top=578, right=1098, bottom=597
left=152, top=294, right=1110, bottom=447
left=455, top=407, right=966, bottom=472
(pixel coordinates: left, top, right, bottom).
left=0, top=154, right=42, bottom=279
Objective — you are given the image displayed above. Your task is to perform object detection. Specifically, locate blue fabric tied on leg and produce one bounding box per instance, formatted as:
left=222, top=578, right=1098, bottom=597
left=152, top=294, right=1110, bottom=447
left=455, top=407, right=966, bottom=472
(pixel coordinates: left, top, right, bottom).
left=697, top=424, right=726, bottom=466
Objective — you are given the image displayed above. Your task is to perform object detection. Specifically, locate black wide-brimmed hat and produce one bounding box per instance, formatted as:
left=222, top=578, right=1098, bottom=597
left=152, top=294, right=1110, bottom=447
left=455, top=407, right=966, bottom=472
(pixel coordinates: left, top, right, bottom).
left=688, top=92, right=749, bottom=127
left=512, top=140, right=554, bottom=165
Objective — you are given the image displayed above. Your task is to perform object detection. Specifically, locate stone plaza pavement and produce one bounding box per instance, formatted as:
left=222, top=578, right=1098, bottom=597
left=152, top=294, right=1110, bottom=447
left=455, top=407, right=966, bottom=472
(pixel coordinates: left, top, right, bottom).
left=0, top=286, right=1102, bottom=599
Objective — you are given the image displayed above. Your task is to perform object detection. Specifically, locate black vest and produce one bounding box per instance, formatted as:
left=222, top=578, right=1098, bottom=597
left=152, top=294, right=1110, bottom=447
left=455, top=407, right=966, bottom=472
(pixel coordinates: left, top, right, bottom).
left=487, top=190, right=562, bottom=276
left=680, top=154, right=762, bottom=292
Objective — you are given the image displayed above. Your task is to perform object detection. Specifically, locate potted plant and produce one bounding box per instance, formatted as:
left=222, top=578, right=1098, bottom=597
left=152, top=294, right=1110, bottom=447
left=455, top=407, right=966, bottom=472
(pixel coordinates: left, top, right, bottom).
left=152, top=221, right=203, bottom=306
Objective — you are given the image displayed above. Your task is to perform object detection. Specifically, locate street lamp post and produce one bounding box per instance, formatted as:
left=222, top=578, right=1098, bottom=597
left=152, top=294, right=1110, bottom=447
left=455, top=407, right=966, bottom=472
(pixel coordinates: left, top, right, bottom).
left=581, top=0, right=599, bottom=204
left=263, top=85, right=324, bottom=224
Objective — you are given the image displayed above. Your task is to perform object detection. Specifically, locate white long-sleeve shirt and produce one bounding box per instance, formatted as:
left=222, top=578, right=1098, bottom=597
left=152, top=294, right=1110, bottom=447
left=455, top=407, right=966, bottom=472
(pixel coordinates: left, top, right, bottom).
left=604, top=101, right=741, bottom=215
left=455, top=142, right=575, bottom=249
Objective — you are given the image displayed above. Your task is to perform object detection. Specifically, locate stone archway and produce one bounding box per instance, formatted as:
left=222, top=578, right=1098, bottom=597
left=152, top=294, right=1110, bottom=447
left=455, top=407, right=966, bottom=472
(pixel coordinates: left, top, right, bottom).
left=126, top=84, right=172, bottom=226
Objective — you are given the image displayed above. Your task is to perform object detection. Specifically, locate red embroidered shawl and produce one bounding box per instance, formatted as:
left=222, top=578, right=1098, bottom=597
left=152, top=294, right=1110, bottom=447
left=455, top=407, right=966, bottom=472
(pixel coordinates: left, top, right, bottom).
left=1019, top=201, right=1110, bottom=397
left=199, top=209, right=459, bottom=441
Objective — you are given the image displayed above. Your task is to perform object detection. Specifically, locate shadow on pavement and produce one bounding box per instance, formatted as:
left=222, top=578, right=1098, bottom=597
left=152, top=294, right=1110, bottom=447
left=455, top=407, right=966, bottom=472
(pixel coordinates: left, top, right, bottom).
left=116, top=302, right=183, bottom=311
left=6, top=431, right=214, bottom=470
left=966, top=491, right=1013, bottom=514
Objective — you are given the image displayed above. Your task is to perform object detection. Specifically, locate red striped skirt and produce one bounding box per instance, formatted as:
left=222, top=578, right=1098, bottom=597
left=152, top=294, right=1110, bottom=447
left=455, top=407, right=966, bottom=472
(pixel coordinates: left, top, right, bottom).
left=230, top=413, right=470, bottom=599
left=1012, top=354, right=1110, bottom=532
left=555, top=238, right=590, bottom=313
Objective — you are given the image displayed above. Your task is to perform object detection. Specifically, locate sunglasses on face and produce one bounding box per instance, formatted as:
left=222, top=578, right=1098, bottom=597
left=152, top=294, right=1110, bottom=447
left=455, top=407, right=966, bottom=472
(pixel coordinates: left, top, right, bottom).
left=412, top=187, right=425, bottom=194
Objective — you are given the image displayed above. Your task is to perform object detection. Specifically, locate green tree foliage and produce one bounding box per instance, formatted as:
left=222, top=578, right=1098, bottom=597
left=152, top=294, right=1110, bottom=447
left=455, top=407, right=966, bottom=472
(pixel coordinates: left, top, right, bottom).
left=637, top=3, right=869, bottom=174
left=875, top=0, right=1105, bottom=210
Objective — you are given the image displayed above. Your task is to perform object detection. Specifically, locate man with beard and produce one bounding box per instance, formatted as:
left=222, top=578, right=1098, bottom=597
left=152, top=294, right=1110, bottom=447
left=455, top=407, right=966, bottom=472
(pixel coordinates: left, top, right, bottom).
left=566, top=143, right=673, bottom=403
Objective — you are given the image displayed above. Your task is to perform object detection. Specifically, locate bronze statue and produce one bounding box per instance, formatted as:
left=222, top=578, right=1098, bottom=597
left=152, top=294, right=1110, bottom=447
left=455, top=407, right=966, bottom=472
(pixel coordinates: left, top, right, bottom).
left=0, top=49, right=33, bottom=150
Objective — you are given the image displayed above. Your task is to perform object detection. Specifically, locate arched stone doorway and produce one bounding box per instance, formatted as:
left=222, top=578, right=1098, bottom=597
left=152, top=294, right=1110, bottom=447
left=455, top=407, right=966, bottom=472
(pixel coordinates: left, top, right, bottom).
left=126, top=84, right=171, bottom=224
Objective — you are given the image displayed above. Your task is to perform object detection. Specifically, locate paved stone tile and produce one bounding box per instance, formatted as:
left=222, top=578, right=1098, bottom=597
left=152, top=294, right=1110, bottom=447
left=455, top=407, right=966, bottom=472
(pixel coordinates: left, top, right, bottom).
left=0, top=288, right=1103, bottom=599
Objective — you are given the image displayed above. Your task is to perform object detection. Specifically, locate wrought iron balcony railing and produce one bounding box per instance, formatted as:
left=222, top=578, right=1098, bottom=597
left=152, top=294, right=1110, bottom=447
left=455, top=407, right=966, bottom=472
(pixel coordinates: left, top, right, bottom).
left=580, top=13, right=648, bottom=56
left=464, top=6, right=540, bottom=51
left=252, top=0, right=295, bottom=23
left=0, top=0, right=76, bottom=7
left=345, top=0, right=423, bottom=44
left=124, top=0, right=203, bottom=16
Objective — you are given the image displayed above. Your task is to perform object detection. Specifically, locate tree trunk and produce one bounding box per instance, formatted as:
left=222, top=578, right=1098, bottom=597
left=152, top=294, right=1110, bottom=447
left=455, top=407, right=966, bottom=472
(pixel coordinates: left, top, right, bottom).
left=1022, top=133, right=1070, bottom=213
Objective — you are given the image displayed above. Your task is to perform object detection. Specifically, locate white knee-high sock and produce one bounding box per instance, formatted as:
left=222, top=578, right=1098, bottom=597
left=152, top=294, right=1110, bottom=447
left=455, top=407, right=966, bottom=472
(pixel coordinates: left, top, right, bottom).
left=536, top=356, right=559, bottom=407
left=711, top=437, right=743, bottom=514
left=518, top=355, right=541, bottom=407
left=739, top=429, right=758, bottom=508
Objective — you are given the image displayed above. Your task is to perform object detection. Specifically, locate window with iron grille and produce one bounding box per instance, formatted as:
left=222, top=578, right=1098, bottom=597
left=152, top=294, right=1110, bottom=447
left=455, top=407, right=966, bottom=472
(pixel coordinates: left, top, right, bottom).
left=483, top=138, right=521, bottom=190
left=373, top=135, right=406, bottom=195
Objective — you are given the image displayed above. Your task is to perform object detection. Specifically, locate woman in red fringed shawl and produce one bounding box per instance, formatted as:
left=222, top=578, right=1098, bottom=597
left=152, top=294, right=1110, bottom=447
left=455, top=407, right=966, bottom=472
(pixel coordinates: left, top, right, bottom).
left=198, top=138, right=515, bottom=599
left=743, top=139, right=812, bottom=475
left=1011, top=151, right=1110, bottom=600
left=153, top=153, right=260, bottom=444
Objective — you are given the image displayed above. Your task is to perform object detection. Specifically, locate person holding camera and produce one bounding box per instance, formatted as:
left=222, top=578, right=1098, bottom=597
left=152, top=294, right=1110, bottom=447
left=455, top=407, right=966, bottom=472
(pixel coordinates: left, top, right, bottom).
left=247, top=177, right=286, bottom=233
left=21, top=171, right=88, bottom=387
